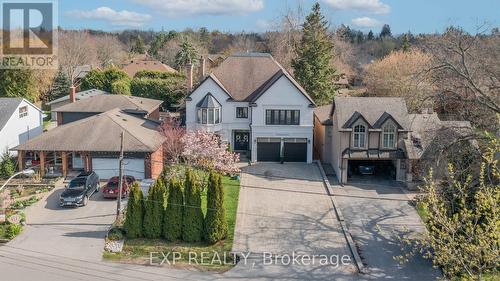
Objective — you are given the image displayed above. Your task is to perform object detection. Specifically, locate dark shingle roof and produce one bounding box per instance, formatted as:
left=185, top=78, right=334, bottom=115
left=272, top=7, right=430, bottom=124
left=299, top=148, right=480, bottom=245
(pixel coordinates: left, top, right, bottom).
left=123, top=59, right=176, bottom=77
left=46, top=89, right=109, bottom=105
left=334, top=97, right=410, bottom=130
left=196, top=93, right=221, bottom=108
left=13, top=108, right=164, bottom=152
left=53, top=95, right=162, bottom=114
left=314, top=104, right=333, bottom=125
left=0, top=98, right=23, bottom=131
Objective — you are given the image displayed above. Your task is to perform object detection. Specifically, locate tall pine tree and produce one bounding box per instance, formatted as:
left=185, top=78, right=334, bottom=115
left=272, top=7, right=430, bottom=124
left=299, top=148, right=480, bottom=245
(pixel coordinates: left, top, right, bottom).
left=123, top=183, right=144, bottom=238
left=163, top=177, right=183, bottom=241
left=291, top=2, right=337, bottom=105
left=204, top=171, right=228, bottom=244
left=50, top=69, right=71, bottom=101
left=182, top=169, right=204, bottom=242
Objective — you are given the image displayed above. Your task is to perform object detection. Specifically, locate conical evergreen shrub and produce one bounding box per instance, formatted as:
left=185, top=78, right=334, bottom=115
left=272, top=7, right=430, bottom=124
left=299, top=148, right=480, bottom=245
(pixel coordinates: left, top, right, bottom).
left=123, top=182, right=144, bottom=238
left=163, top=177, right=183, bottom=241
left=143, top=179, right=165, bottom=238
left=204, top=171, right=228, bottom=244
left=182, top=169, right=204, bottom=242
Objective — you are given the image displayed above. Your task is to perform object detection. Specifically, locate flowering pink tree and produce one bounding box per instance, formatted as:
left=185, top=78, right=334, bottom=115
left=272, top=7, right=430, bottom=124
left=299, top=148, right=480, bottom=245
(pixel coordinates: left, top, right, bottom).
left=182, top=130, right=240, bottom=174
left=159, top=119, right=186, bottom=164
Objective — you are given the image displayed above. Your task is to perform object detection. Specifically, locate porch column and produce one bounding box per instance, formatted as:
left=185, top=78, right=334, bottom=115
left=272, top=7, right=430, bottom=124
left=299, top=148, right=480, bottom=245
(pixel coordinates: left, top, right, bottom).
left=61, top=152, right=68, bottom=178
left=39, top=151, right=45, bottom=177
left=17, top=150, right=24, bottom=171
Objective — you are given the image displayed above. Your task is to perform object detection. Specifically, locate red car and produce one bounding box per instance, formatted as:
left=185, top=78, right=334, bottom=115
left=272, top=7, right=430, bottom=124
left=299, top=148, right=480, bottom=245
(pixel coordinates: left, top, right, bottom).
left=102, top=176, right=136, bottom=199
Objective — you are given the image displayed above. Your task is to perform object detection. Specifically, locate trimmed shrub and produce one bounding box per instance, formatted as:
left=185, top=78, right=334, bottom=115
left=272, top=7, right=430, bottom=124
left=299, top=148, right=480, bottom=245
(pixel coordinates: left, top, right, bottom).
left=182, top=169, right=204, bottom=242
left=111, top=79, right=131, bottom=95
left=204, top=171, right=228, bottom=244
left=130, top=77, right=185, bottom=108
left=134, top=70, right=184, bottom=80
left=163, top=177, right=183, bottom=241
left=123, top=183, right=144, bottom=238
left=80, top=68, right=129, bottom=93
left=143, top=179, right=165, bottom=238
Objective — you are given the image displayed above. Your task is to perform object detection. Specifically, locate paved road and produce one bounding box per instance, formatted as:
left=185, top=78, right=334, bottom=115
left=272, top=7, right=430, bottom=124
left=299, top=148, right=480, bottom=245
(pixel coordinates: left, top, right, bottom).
left=331, top=179, right=441, bottom=280
left=230, top=163, right=358, bottom=280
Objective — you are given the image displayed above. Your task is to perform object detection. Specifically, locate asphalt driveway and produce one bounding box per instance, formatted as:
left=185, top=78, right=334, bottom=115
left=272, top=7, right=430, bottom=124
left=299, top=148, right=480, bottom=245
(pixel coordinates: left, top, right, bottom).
left=230, top=163, right=358, bottom=280
left=6, top=184, right=116, bottom=261
left=332, top=179, right=441, bottom=280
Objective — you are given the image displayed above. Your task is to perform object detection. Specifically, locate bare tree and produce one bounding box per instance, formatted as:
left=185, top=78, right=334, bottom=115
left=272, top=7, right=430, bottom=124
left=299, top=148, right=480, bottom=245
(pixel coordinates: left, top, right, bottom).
left=58, top=31, right=97, bottom=85
left=423, top=26, right=500, bottom=130
left=93, top=34, right=128, bottom=68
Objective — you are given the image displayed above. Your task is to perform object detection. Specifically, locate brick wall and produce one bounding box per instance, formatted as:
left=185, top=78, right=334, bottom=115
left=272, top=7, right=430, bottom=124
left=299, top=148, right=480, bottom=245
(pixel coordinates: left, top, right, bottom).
left=145, top=145, right=163, bottom=179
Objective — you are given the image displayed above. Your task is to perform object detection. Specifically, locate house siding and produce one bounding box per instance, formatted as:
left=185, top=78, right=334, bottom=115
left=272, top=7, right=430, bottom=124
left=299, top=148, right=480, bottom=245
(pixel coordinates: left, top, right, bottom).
left=0, top=100, right=43, bottom=156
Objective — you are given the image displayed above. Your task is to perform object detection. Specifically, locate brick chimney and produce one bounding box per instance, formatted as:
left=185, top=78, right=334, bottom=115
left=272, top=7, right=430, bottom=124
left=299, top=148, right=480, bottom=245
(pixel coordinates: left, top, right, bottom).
left=186, top=63, right=193, bottom=92
left=69, top=86, right=76, bottom=103
left=198, top=56, right=206, bottom=81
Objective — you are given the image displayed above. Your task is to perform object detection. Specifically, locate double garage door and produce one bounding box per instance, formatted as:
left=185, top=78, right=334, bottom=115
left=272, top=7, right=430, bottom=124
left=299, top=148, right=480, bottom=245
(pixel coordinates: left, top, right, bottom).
left=257, top=138, right=307, bottom=162
left=92, top=158, right=145, bottom=180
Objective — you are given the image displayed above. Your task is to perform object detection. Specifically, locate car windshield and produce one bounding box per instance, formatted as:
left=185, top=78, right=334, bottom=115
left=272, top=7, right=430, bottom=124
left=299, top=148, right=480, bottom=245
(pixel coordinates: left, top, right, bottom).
left=68, top=179, right=86, bottom=189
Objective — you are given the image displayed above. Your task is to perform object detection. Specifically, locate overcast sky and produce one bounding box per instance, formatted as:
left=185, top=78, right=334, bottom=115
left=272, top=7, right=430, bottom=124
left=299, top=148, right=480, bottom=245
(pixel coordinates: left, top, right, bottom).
left=60, top=0, right=499, bottom=34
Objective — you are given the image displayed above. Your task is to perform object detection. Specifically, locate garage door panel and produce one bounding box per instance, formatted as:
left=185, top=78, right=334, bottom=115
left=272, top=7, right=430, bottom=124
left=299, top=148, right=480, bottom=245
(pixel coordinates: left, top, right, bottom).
left=257, top=141, right=281, bottom=162
left=92, top=158, right=145, bottom=180
left=284, top=143, right=307, bottom=162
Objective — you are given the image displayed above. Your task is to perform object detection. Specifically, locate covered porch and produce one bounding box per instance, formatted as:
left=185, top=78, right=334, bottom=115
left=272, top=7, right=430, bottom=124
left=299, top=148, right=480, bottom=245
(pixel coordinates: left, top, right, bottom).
left=17, top=150, right=91, bottom=178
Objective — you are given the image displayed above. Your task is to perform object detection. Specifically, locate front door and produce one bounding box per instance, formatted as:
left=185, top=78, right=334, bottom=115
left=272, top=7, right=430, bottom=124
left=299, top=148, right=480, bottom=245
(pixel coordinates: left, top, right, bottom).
left=234, top=131, right=250, bottom=151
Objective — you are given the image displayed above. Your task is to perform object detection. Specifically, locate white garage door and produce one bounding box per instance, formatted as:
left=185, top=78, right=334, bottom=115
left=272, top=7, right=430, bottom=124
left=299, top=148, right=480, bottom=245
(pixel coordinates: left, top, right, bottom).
left=92, top=158, right=145, bottom=180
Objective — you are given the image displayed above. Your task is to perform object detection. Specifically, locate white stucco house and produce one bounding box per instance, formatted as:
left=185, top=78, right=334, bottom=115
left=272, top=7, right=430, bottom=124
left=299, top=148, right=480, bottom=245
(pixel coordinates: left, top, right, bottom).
left=185, top=53, right=315, bottom=163
left=0, top=98, right=43, bottom=156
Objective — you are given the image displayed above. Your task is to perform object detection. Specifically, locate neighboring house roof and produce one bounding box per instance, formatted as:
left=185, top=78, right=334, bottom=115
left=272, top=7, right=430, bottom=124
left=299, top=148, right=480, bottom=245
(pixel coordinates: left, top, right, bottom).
left=0, top=98, right=41, bottom=131
left=406, top=113, right=474, bottom=160
left=123, top=59, right=177, bottom=77
left=190, top=52, right=315, bottom=105
left=196, top=93, right=221, bottom=108
left=53, top=95, right=162, bottom=114
left=334, top=97, right=410, bottom=130
left=13, top=108, right=165, bottom=152
left=314, top=104, right=333, bottom=125
left=74, top=65, right=93, bottom=80
left=46, top=89, right=109, bottom=106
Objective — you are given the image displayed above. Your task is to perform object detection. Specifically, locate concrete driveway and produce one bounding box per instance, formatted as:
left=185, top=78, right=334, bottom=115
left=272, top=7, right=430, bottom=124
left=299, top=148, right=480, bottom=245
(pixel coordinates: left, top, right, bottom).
left=332, top=179, right=441, bottom=280
left=5, top=184, right=116, bottom=261
left=230, top=163, right=358, bottom=280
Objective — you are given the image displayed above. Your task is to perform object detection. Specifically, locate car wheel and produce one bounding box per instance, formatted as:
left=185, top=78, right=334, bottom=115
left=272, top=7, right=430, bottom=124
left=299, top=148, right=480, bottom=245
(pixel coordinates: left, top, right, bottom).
left=83, top=196, right=89, bottom=206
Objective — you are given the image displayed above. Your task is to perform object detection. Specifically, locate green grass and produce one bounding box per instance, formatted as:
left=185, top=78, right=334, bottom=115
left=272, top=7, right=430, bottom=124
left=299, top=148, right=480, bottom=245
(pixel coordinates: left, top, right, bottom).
left=104, top=174, right=241, bottom=271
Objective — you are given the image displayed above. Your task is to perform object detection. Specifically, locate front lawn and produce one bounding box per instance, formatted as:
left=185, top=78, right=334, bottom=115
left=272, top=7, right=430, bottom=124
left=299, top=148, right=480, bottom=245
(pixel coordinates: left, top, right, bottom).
left=104, top=174, right=240, bottom=271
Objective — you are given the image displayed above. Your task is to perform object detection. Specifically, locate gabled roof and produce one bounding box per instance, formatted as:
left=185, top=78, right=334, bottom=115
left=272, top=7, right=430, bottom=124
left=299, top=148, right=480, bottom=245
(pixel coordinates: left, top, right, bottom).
left=334, top=97, right=410, bottom=130
left=188, top=52, right=315, bottom=105
left=13, top=108, right=165, bottom=152
left=343, top=111, right=373, bottom=129
left=196, top=93, right=221, bottom=108
left=0, top=98, right=41, bottom=131
left=53, top=95, right=162, bottom=114
left=46, top=89, right=109, bottom=105
left=0, top=98, right=23, bottom=131
left=123, top=59, right=177, bottom=77
left=373, top=112, right=404, bottom=129
left=314, top=104, right=333, bottom=125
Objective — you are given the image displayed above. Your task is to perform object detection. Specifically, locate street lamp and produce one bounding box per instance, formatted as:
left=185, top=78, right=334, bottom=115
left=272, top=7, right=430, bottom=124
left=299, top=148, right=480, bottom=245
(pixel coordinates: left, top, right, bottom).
left=0, top=169, right=35, bottom=192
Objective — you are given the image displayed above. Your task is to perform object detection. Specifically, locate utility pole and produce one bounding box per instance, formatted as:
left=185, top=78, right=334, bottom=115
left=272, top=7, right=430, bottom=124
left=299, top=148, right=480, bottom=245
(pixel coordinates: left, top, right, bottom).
left=116, top=131, right=124, bottom=219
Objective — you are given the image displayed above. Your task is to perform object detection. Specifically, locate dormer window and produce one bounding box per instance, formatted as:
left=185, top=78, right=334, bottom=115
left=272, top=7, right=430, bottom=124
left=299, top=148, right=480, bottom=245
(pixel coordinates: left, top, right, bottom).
left=196, top=93, right=221, bottom=125
left=382, top=123, right=396, bottom=148
left=353, top=124, right=366, bottom=148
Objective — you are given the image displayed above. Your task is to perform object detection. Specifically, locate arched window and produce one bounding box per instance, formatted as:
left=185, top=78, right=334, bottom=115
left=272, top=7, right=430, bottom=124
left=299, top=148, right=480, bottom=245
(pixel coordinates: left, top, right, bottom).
left=196, top=93, right=221, bottom=125
left=382, top=123, right=396, bottom=148
left=353, top=124, right=366, bottom=148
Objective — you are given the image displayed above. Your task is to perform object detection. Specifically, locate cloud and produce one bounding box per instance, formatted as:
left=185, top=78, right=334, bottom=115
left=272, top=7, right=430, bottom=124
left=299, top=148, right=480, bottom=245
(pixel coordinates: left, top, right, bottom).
left=133, top=0, right=264, bottom=16
left=323, top=0, right=390, bottom=14
left=351, top=17, right=383, bottom=28
left=67, top=7, right=152, bottom=27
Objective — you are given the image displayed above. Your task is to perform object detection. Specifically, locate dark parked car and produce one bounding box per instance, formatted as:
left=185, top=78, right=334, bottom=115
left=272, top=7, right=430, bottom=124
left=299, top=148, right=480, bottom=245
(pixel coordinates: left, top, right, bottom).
left=102, top=176, right=136, bottom=199
left=358, top=165, right=375, bottom=175
left=59, top=171, right=100, bottom=207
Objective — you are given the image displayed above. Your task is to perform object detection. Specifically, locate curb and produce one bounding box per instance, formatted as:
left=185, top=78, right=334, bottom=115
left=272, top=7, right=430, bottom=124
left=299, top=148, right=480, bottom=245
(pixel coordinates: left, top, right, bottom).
left=315, top=160, right=366, bottom=274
